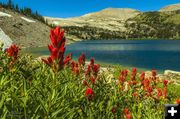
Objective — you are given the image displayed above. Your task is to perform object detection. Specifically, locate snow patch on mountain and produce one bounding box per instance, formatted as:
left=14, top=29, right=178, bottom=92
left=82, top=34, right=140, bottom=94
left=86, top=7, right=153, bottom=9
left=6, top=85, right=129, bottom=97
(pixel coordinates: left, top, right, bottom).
left=21, top=17, right=35, bottom=23
left=0, top=11, right=12, bottom=17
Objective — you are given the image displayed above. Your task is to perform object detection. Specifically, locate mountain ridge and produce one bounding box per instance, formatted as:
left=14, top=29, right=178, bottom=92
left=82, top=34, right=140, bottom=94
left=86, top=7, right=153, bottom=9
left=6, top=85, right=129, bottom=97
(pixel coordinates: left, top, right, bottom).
left=45, top=3, right=180, bottom=40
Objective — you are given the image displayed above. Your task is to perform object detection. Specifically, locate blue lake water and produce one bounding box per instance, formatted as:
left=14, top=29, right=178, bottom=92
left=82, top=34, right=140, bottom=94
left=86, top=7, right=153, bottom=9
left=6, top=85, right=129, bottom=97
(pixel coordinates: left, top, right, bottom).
left=26, top=40, right=180, bottom=71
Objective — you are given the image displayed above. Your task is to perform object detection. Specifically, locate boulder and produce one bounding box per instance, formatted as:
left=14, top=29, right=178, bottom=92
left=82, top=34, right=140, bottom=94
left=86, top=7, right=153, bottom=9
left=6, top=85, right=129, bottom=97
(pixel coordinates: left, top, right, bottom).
left=164, top=70, right=180, bottom=84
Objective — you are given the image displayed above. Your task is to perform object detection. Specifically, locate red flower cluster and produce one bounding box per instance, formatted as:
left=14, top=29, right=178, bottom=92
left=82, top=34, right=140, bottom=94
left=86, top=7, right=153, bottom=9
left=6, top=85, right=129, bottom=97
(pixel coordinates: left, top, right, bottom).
left=119, top=69, right=128, bottom=84
left=140, top=71, right=145, bottom=81
left=176, top=99, right=180, bottom=104
left=117, top=67, right=170, bottom=100
left=70, top=53, right=86, bottom=75
left=71, top=61, right=80, bottom=75
left=157, top=88, right=162, bottom=97
left=163, top=80, right=168, bottom=98
left=130, top=67, right=137, bottom=84
left=85, top=87, right=94, bottom=100
left=124, top=108, right=132, bottom=119
left=84, top=58, right=100, bottom=85
left=42, top=27, right=72, bottom=72
left=78, top=53, right=85, bottom=66
left=85, top=58, right=100, bottom=76
left=6, top=44, right=19, bottom=61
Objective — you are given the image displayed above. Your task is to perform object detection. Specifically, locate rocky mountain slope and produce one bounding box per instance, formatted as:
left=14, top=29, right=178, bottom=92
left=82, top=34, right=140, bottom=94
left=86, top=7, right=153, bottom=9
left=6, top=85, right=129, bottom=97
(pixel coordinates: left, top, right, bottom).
left=45, top=4, right=180, bottom=40
left=0, top=7, right=50, bottom=48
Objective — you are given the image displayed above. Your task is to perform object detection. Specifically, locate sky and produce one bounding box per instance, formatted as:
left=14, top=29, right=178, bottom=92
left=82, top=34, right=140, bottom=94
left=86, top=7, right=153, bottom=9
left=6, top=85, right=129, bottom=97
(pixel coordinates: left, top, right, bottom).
left=1, top=0, right=180, bottom=18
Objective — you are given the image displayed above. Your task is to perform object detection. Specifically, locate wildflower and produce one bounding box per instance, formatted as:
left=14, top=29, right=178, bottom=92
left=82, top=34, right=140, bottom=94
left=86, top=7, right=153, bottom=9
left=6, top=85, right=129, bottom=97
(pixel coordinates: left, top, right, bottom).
left=124, top=108, right=132, bottom=119
left=73, top=63, right=80, bottom=75
left=133, top=92, right=137, bottom=97
left=85, top=87, right=94, bottom=100
left=71, top=61, right=75, bottom=70
left=111, top=107, right=117, bottom=113
left=146, top=86, right=153, bottom=95
left=42, top=27, right=71, bottom=71
left=6, top=44, right=19, bottom=61
left=42, top=57, right=53, bottom=66
left=90, top=58, right=94, bottom=66
left=152, top=70, right=156, bottom=77
left=83, top=80, right=88, bottom=86
left=140, top=71, right=145, bottom=81
left=121, top=69, right=128, bottom=77
left=90, top=76, right=95, bottom=84
left=78, top=53, right=86, bottom=66
left=119, top=75, right=125, bottom=83
left=157, top=88, right=162, bottom=97
left=124, top=108, right=129, bottom=114
left=92, top=64, right=100, bottom=75
left=175, top=99, right=180, bottom=104
left=132, top=67, right=137, bottom=76
left=85, top=65, right=91, bottom=76
left=163, top=80, right=168, bottom=87
left=163, top=87, right=167, bottom=98
left=143, top=78, right=150, bottom=88
left=63, top=53, right=72, bottom=65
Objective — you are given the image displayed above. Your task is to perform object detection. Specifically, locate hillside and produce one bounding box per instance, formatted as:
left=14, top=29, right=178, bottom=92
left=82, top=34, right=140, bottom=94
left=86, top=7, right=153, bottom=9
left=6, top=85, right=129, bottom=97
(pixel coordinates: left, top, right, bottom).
left=160, top=3, right=180, bottom=12
left=45, top=4, right=180, bottom=40
left=0, top=7, right=51, bottom=48
left=125, top=10, right=180, bottom=39
left=45, top=8, right=141, bottom=40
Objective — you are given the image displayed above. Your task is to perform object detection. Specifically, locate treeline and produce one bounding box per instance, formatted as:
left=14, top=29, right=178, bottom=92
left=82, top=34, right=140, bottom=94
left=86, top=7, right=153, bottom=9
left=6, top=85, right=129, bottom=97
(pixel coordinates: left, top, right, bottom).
left=0, top=0, right=45, bottom=23
left=62, top=26, right=127, bottom=40
left=125, top=11, right=180, bottom=39
left=62, top=11, right=180, bottom=40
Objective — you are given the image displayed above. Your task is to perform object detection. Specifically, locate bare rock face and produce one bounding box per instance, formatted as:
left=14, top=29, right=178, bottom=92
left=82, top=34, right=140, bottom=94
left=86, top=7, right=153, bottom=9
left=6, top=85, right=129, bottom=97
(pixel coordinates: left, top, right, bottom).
left=0, top=28, right=12, bottom=50
left=160, top=3, right=180, bottom=12
left=0, top=8, right=50, bottom=48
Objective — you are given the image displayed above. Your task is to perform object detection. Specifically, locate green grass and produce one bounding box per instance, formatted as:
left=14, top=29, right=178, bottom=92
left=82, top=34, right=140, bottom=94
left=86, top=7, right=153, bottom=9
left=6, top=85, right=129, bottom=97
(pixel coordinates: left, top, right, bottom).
left=0, top=49, right=180, bottom=119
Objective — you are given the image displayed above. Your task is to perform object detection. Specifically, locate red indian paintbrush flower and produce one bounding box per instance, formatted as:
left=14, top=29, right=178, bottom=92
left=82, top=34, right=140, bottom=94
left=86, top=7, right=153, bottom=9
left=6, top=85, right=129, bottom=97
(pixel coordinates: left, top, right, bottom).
left=163, top=87, right=167, bottom=98
left=92, top=64, right=100, bottom=75
left=124, top=108, right=132, bottom=119
left=152, top=70, right=156, bottom=77
left=140, top=71, right=145, bottom=81
left=119, top=75, right=125, bottom=83
left=163, top=80, right=168, bottom=87
left=175, top=99, right=180, bottom=104
left=6, top=44, right=19, bottom=61
left=90, top=76, right=95, bottom=84
left=131, top=67, right=137, bottom=81
left=83, top=80, right=88, bottom=86
left=85, top=87, right=94, bottom=100
left=133, top=92, right=137, bottom=97
left=132, top=67, right=137, bottom=76
left=143, top=78, right=150, bottom=88
left=121, top=69, right=128, bottom=77
left=157, top=88, right=162, bottom=98
left=42, top=27, right=72, bottom=71
left=146, top=86, right=153, bottom=95
left=78, top=53, right=86, bottom=66
left=90, top=58, right=94, bottom=66
left=71, top=62, right=80, bottom=75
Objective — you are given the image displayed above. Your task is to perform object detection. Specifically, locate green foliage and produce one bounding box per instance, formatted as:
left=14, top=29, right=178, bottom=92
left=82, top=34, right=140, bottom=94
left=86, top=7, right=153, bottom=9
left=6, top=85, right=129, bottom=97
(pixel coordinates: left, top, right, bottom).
left=0, top=50, right=179, bottom=118
left=126, top=11, right=180, bottom=39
